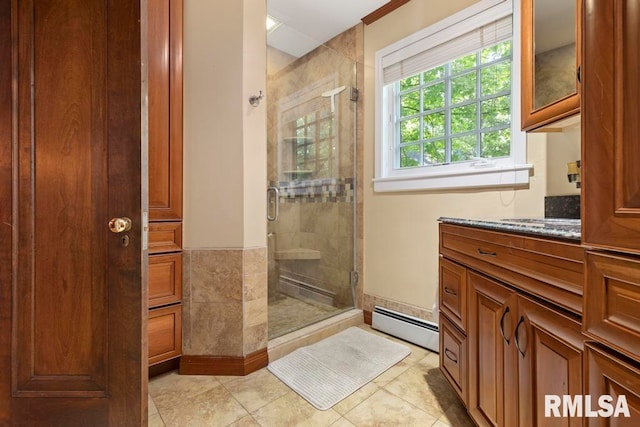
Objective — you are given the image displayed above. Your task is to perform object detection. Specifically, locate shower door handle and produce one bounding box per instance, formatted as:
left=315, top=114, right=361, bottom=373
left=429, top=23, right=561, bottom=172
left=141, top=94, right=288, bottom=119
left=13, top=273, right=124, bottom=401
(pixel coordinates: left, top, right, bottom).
left=267, top=187, right=279, bottom=221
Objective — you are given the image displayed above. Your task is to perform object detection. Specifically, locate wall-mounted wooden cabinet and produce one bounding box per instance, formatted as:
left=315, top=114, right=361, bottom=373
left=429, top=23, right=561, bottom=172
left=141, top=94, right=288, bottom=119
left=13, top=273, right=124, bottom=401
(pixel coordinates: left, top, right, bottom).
left=581, top=3, right=640, bottom=416
left=520, top=0, right=580, bottom=131
left=147, top=0, right=183, bottom=368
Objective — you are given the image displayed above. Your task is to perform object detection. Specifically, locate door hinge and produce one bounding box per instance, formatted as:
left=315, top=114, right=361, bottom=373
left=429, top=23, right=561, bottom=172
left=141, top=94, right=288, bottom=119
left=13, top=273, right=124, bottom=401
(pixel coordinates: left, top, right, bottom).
left=350, top=271, right=359, bottom=286
left=350, top=87, right=359, bottom=102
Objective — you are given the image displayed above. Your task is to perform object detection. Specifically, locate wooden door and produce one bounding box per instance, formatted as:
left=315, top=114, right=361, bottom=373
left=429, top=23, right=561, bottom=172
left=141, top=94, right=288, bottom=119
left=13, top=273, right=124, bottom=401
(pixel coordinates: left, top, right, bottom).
left=0, top=0, right=146, bottom=425
left=468, top=272, right=518, bottom=427
left=582, top=0, right=640, bottom=253
left=517, top=296, right=583, bottom=427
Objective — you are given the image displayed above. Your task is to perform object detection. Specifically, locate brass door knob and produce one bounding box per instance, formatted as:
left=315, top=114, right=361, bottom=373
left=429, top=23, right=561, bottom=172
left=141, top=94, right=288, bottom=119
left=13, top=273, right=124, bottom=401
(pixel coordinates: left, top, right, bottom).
left=108, top=217, right=132, bottom=233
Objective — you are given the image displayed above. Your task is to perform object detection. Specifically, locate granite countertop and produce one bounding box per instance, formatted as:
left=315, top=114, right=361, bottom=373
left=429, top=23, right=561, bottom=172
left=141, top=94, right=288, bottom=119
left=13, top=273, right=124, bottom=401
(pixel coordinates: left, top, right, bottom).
left=438, top=217, right=581, bottom=241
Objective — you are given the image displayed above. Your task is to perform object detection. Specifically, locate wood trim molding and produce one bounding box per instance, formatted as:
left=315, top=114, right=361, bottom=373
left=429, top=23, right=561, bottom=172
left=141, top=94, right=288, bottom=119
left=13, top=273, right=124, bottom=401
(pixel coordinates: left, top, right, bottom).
left=361, top=0, right=410, bottom=25
left=179, top=348, right=269, bottom=376
left=364, top=310, right=373, bottom=325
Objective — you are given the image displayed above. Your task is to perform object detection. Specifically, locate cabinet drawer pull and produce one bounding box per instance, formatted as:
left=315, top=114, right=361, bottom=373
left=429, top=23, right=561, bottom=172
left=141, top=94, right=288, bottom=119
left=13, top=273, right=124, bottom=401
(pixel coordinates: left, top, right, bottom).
left=514, top=316, right=526, bottom=357
left=444, top=348, right=458, bottom=364
left=477, top=248, right=497, bottom=257
left=499, top=306, right=510, bottom=344
left=444, top=287, right=457, bottom=296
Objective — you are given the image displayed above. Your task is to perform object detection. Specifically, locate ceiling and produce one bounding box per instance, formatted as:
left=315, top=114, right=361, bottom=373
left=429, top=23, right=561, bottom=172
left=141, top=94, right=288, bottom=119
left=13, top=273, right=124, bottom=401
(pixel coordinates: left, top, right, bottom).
left=267, top=0, right=388, bottom=58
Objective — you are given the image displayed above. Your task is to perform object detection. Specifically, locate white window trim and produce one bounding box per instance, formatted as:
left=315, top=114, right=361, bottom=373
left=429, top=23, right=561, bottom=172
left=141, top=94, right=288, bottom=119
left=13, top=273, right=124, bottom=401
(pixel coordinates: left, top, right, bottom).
left=373, top=0, right=532, bottom=192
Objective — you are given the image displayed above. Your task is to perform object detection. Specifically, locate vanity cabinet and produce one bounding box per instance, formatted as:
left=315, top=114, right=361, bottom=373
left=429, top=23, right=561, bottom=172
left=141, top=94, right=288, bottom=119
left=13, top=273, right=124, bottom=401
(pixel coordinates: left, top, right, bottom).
left=439, top=223, right=585, bottom=426
left=147, top=0, right=183, bottom=367
left=520, top=0, right=580, bottom=131
left=581, top=0, right=640, bottom=418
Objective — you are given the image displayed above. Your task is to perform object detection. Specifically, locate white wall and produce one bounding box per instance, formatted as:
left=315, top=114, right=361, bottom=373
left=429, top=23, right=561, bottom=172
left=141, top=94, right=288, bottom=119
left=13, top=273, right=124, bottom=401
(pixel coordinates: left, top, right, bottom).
left=363, top=0, right=548, bottom=312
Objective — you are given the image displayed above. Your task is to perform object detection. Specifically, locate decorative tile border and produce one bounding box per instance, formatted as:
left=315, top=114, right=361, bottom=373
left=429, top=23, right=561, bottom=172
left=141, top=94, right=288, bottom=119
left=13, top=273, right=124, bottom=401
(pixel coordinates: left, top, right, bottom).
left=272, top=177, right=355, bottom=203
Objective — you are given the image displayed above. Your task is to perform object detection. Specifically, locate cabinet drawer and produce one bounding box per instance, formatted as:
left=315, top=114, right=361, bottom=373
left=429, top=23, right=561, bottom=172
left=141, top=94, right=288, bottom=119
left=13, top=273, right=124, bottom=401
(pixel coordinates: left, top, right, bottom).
left=149, top=253, right=182, bottom=308
left=439, top=257, right=467, bottom=332
left=148, top=221, right=182, bottom=254
left=584, top=251, right=640, bottom=360
left=149, top=305, right=182, bottom=366
left=440, top=223, right=584, bottom=315
left=585, top=343, right=640, bottom=422
left=440, top=315, right=467, bottom=405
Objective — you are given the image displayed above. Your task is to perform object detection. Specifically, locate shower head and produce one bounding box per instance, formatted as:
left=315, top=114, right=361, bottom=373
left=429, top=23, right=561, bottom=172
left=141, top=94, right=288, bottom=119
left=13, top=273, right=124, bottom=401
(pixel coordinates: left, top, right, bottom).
left=321, top=85, right=346, bottom=113
left=321, top=86, right=346, bottom=98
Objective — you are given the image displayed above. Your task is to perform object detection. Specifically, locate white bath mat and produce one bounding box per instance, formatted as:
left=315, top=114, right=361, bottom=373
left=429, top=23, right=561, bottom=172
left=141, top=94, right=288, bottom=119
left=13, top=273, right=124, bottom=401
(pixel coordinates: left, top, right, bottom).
left=267, top=326, right=411, bottom=410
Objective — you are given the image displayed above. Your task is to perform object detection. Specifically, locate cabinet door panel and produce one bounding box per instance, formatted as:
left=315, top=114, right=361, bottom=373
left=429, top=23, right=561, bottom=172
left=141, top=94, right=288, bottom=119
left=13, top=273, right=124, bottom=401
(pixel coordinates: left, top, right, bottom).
left=583, top=0, right=640, bottom=253
left=468, top=272, right=518, bottom=427
left=517, top=297, right=583, bottom=427
left=585, top=343, right=640, bottom=426
left=147, top=0, right=183, bottom=221
left=584, top=251, right=640, bottom=361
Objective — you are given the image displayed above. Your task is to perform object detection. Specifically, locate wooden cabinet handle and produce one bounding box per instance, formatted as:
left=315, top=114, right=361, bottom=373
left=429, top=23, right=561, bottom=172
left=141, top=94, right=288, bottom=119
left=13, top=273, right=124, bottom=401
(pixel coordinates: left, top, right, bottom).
left=499, top=306, right=510, bottom=344
left=514, top=316, right=526, bottom=357
left=444, top=287, right=457, bottom=296
left=477, top=248, right=497, bottom=257
left=444, top=348, right=458, bottom=364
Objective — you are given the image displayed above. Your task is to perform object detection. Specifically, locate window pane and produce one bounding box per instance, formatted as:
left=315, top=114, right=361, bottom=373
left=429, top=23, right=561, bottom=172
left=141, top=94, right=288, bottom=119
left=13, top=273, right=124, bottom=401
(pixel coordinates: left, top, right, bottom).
left=318, top=142, right=330, bottom=158
left=296, top=117, right=305, bottom=127
left=481, top=95, right=510, bottom=128
left=423, top=66, right=445, bottom=83
left=451, top=135, right=477, bottom=162
left=306, top=113, right=315, bottom=123
left=452, top=53, right=476, bottom=74
left=306, top=124, right=316, bottom=138
left=400, top=118, right=420, bottom=142
left=400, top=144, right=421, bottom=167
left=400, top=74, right=420, bottom=91
left=297, top=146, right=306, bottom=162
left=481, top=128, right=511, bottom=158
left=481, top=61, right=511, bottom=96
left=401, top=90, right=420, bottom=117
left=296, top=128, right=305, bottom=138
left=451, top=104, right=477, bottom=134
left=317, top=160, right=329, bottom=177
left=423, top=82, right=445, bottom=111
left=319, top=120, right=331, bottom=138
left=305, top=144, right=315, bottom=157
left=423, top=112, right=445, bottom=139
left=451, top=72, right=476, bottom=105
left=481, top=40, right=512, bottom=63
left=423, top=140, right=446, bottom=164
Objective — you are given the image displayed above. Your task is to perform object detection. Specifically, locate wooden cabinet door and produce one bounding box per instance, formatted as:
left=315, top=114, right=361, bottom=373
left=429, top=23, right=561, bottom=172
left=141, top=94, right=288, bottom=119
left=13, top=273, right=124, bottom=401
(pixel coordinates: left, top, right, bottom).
left=147, top=0, right=183, bottom=221
left=468, top=272, right=518, bottom=427
left=0, top=0, right=144, bottom=424
left=585, top=343, right=640, bottom=425
left=517, top=297, right=583, bottom=427
left=582, top=0, right=640, bottom=253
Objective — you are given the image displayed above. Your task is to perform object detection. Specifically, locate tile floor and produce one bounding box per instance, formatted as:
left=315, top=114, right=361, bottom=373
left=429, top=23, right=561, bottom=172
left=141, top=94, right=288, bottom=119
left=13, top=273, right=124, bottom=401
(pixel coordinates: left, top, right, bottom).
left=268, top=294, right=347, bottom=339
left=148, top=325, right=474, bottom=427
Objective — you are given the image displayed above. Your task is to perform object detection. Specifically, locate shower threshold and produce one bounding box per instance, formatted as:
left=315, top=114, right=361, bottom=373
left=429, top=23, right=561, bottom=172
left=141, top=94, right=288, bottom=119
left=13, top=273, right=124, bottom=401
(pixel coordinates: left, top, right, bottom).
left=267, top=308, right=363, bottom=363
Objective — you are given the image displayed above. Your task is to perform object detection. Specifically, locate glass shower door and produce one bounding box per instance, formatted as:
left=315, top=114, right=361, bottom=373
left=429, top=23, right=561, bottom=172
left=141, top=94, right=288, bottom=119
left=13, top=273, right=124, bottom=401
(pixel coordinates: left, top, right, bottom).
left=266, top=46, right=357, bottom=339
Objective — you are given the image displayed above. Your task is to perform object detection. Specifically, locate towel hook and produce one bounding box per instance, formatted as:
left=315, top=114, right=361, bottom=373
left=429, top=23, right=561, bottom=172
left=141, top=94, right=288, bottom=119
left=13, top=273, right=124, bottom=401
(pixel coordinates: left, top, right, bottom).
left=249, top=91, right=264, bottom=107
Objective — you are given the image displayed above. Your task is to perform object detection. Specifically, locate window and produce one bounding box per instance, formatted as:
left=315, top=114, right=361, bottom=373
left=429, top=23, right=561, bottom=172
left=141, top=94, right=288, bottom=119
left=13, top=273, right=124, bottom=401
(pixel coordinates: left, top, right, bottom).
left=291, top=109, right=334, bottom=178
left=374, top=0, right=531, bottom=192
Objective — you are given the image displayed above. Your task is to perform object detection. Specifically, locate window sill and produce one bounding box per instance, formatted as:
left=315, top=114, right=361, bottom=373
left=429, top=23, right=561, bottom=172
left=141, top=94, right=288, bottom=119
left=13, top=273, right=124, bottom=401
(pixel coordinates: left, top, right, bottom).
left=372, top=163, right=533, bottom=192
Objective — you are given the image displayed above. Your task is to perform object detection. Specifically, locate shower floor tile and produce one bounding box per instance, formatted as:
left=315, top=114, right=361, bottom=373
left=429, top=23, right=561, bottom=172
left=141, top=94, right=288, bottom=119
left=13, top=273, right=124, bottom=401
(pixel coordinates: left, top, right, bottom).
left=268, top=293, right=345, bottom=339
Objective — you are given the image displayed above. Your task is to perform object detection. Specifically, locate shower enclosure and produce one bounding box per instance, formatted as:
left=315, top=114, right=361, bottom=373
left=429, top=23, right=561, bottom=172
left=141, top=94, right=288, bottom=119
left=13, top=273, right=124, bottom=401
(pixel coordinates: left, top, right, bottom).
left=266, top=38, right=358, bottom=339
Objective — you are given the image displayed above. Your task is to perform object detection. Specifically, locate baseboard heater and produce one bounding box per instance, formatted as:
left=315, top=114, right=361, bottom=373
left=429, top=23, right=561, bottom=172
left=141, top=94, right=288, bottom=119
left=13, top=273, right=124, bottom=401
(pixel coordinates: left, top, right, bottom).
left=372, top=306, right=439, bottom=353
